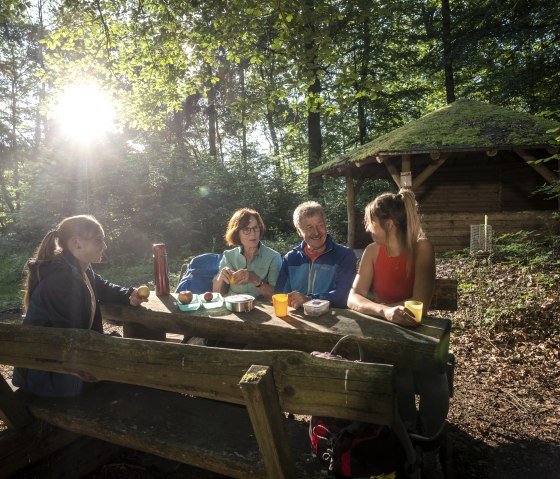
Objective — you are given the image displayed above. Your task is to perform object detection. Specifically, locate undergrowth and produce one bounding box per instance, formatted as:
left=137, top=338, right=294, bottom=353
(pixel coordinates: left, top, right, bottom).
left=441, top=232, right=560, bottom=336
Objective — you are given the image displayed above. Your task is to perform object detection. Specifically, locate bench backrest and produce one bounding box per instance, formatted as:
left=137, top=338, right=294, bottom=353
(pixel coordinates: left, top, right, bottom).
left=0, top=324, right=395, bottom=426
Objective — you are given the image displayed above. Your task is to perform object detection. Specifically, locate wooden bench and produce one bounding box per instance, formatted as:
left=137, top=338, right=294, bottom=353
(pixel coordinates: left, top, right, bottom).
left=0, top=324, right=425, bottom=479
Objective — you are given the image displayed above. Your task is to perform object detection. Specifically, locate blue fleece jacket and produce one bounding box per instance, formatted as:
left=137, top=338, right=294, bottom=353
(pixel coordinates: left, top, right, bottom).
left=274, top=235, right=357, bottom=308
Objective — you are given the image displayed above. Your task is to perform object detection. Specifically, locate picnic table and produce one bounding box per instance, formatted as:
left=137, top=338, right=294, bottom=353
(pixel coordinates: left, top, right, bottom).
left=101, top=292, right=450, bottom=373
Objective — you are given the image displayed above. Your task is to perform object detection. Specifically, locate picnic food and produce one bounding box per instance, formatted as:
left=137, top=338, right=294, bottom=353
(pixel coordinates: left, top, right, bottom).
left=203, top=291, right=213, bottom=302
left=137, top=285, right=150, bottom=299
left=177, top=290, right=193, bottom=304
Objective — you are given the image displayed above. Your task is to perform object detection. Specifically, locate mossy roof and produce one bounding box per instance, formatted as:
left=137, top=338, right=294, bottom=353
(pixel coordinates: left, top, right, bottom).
left=312, top=99, right=560, bottom=175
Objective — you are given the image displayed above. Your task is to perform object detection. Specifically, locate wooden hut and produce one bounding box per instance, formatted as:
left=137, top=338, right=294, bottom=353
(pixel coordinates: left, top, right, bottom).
left=311, top=100, right=560, bottom=252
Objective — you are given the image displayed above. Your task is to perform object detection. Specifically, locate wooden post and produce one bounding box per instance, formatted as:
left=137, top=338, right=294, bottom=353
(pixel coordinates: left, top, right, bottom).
left=239, top=365, right=296, bottom=479
left=0, top=376, right=34, bottom=430
left=346, top=174, right=356, bottom=248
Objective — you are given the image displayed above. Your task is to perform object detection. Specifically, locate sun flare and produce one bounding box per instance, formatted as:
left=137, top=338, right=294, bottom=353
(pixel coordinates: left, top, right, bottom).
left=53, top=83, right=116, bottom=143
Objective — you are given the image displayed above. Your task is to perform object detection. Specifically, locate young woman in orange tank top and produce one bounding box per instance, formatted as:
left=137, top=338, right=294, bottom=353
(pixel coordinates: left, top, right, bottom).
left=347, top=189, right=448, bottom=478
left=348, top=188, right=435, bottom=325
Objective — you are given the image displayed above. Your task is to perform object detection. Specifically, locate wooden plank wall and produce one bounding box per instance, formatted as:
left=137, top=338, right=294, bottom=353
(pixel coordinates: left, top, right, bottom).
left=352, top=152, right=558, bottom=251
left=422, top=210, right=559, bottom=252
left=414, top=153, right=553, bottom=213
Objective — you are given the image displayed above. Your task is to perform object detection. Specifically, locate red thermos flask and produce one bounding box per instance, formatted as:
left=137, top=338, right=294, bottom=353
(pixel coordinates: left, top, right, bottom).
left=152, top=243, right=170, bottom=296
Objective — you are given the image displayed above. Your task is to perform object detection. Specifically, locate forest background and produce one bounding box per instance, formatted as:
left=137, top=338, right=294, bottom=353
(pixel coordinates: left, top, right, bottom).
left=1, top=0, right=559, bottom=310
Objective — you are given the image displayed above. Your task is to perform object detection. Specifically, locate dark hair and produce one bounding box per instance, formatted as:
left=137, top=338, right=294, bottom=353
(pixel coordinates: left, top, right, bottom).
left=224, top=208, right=265, bottom=246
left=23, top=215, right=103, bottom=311
left=364, top=188, right=425, bottom=274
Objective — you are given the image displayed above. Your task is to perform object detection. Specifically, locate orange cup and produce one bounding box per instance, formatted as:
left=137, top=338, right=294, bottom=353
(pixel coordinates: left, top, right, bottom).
left=272, top=294, right=288, bottom=317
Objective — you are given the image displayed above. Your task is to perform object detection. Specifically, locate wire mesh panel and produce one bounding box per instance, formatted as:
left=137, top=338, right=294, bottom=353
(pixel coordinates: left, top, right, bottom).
left=470, top=224, right=493, bottom=253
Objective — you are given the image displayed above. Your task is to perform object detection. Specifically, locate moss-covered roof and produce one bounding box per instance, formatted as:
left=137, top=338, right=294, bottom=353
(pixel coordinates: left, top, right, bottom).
left=312, top=99, right=560, bottom=175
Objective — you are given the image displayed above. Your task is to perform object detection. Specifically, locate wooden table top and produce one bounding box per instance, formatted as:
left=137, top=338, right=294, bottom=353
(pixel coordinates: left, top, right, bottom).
left=101, top=292, right=451, bottom=373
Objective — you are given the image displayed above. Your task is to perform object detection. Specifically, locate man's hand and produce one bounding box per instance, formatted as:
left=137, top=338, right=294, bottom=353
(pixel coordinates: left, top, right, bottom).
left=287, top=291, right=309, bottom=309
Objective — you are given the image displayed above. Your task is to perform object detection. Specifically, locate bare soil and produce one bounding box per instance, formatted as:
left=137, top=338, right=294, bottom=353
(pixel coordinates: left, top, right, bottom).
left=1, top=257, right=559, bottom=478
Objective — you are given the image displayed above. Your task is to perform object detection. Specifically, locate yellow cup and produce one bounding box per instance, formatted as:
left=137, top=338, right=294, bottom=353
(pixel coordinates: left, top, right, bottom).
left=272, top=294, right=288, bottom=317
left=404, top=300, right=423, bottom=323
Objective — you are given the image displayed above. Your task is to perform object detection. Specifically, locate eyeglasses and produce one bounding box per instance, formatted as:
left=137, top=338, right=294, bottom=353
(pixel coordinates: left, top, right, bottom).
left=240, top=226, right=260, bottom=235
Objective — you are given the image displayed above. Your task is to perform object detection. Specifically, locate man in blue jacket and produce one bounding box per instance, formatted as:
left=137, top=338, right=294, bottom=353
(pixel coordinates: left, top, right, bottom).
left=275, top=201, right=357, bottom=309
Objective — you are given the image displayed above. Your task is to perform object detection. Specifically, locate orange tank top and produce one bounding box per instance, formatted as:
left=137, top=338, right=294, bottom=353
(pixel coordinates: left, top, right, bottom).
left=372, top=244, right=415, bottom=304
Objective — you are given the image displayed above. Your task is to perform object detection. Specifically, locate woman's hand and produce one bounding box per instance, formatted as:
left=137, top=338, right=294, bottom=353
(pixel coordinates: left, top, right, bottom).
left=231, top=269, right=259, bottom=285
left=217, top=267, right=234, bottom=284
left=385, top=305, right=420, bottom=328
left=129, top=288, right=149, bottom=306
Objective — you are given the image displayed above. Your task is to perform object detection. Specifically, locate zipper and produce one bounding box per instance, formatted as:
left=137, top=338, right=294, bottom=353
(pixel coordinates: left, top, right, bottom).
left=305, top=240, right=333, bottom=296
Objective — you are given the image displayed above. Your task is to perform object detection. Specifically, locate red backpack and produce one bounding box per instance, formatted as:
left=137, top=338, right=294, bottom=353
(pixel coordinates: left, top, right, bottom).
left=309, top=335, right=405, bottom=478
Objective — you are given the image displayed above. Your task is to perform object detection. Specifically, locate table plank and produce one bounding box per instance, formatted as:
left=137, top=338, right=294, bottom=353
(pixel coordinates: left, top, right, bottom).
left=101, top=294, right=450, bottom=373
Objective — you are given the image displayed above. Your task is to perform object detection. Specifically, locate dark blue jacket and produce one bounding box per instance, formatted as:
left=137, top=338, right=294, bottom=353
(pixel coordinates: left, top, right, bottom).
left=274, top=235, right=357, bottom=308
left=12, top=251, right=133, bottom=397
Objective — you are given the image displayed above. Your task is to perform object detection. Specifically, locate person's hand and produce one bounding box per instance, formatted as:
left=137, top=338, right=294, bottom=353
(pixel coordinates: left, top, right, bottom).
left=287, top=291, right=309, bottom=309
left=217, top=267, right=234, bottom=284
left=385, top=305, right=420, bottom=328
left=231, top=269, right=259, bottom=285
left=129, top=288, right=149, bottom=306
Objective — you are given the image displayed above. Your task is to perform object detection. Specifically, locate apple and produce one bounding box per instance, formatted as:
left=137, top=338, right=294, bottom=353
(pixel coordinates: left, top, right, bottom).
left=178, top=290, right=193, bottom=304
left=203, top=291, right=213, bottom=302
left=137, top=285, right=150, bottom=299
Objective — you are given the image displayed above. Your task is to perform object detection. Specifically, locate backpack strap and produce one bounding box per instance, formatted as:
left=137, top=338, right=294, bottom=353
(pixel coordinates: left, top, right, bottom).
left=330, top=334, right=364, bottom=361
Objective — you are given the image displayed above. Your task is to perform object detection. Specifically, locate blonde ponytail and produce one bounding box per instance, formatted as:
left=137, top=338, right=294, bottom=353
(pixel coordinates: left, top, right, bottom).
left=364, top=188, right=426, bottom=277
left=23, top=230, right=61, bottom=311
left=399, top=188, right=425, bottom=274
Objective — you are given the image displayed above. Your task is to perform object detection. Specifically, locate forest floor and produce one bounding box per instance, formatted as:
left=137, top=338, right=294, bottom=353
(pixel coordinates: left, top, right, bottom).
left=1, top=256, right=559, bottom=478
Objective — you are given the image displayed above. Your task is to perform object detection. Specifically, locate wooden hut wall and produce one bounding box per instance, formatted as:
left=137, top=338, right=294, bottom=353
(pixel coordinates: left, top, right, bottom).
left=354, top=210, right=558, bottom=252
left=413, top=153, right=554, bottom=213
left=351, top=152, right=558, bottom=251
left=422, top=211, right=558, bottom=252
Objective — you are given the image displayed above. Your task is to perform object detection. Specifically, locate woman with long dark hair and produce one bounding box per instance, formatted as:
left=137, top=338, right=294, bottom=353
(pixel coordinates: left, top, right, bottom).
left=13, top=215, right=147, bottom=397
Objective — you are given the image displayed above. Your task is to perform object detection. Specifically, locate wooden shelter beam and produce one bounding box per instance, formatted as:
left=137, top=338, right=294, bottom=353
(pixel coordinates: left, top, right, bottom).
left=401, top=154, right=411, bottom=172
left=515, top=150, right=558, bottom=184
left=346, top=174, right=356, bottom=248
left=412, top=157, right=448, bottom=190
left=382, top=157, right=402, bottom=188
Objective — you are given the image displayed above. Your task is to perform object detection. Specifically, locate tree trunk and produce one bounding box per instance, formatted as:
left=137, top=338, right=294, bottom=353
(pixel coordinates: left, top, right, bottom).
left=258, top=64, right=280, bottom=162
left=304, top=0, right=323, bottom=199
left=442, top=0, right=455, bottom=104
left=307, top=82, right=323, bottom=199
left=206, top=66, right=217, bottom=159
left=357, top=11, right=371, bottom=145
left=240, top=60, right=247, bottom=163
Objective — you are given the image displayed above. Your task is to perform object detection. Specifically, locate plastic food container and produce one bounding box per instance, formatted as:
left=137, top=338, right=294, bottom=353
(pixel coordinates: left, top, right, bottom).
left=201, top=293, right=224, bottom=309
left=303, top=299, right=330, bottom=316
left=176, top=294, right=201, bottom=312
